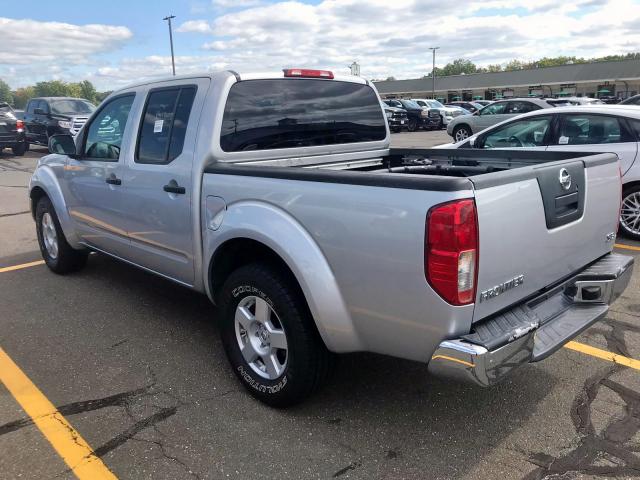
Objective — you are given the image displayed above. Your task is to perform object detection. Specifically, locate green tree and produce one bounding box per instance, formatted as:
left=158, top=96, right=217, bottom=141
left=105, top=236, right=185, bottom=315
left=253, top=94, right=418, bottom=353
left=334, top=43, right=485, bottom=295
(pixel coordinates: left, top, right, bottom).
left=78, top=80, right=97, bottom=103
left=385, top=76, right=396, bottom=81
left=0, top=79, right=12, bottom=104
left=441, top=58, right=478, bottom=76
left=95, top=90, right=112, bottom=103
left=33, top=80, right=70, bottom=97
left=11, top=86, right=35, bottom=109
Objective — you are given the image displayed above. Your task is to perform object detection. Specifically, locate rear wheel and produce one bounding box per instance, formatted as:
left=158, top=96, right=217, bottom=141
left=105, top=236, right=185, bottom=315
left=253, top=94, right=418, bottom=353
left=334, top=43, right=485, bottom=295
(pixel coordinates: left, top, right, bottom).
left=453, top=125, right=472, bottom=142
left=620, top=185, right=640, bottom=241
left=12, top=142, right=27, bottom=156
left=407, top=118, right=418, bottom=132
left=219, top=263, right=332, bottom=407
left=35, top=196, right=88, bottom=274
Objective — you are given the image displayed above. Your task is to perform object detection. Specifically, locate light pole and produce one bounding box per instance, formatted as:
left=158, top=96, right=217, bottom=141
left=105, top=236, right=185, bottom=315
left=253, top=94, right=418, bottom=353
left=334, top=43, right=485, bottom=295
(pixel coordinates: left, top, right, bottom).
left=163, top=15, right=176, bottom=76
left=429, top=47, right=440, bottom=100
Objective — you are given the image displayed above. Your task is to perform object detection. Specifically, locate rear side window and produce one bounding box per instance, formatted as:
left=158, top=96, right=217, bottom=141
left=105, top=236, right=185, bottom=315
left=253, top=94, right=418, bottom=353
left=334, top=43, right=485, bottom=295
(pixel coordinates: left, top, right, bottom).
left=137, top=86, right=197, bottom=164
left=559, top=114, right=634, bottom=145
left=220, top=79, right=386, bottom=152
left=505, top=101, right=540, bottom=114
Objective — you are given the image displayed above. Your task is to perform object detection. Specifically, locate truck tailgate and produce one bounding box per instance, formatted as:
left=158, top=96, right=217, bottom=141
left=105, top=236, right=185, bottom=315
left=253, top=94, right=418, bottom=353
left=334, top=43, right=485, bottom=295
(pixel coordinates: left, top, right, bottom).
left=472, top=153, right=620, bottom=322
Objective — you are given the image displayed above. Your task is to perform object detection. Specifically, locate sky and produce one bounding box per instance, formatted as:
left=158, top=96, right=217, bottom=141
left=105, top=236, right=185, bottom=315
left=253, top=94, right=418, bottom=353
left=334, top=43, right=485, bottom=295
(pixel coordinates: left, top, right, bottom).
left=1, top=0, right=640, bottom=91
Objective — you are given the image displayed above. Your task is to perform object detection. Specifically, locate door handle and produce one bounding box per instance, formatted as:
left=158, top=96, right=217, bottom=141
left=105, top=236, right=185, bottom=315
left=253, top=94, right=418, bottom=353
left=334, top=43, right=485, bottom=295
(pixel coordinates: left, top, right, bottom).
left=105, top=176, right=121, bottom=186
left=163, top=182, right=186, bottom=194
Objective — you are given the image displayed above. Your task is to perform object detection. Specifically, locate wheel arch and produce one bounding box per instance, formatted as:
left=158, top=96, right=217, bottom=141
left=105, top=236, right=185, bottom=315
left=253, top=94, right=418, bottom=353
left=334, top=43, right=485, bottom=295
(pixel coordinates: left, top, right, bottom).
left=29, top=166, right=81, bottom=247
left=205, top=202, right=363, bottom=353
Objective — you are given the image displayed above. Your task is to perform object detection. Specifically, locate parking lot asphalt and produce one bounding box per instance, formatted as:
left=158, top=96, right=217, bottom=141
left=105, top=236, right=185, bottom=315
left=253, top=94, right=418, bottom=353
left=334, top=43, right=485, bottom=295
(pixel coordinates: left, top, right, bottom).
left=2, top=134, right=640, bottom=480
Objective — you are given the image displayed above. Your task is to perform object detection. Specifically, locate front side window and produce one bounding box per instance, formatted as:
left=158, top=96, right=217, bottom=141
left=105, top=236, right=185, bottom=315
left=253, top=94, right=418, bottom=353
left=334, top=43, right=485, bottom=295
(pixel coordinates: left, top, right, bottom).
left=38, top=101, right=49, bottom=114
left=26, top=101, right=36, bottom=114
left=137, top=86, right=196, bottom=164
left=221, top=79, right=386, bottom=152
left=83, top=95, right=135, bottom=160
left=559, top=115, right=632, bottom=145
left=480, top=102, right=507, bottom=115
left=482, top=116, right=552, bottom=148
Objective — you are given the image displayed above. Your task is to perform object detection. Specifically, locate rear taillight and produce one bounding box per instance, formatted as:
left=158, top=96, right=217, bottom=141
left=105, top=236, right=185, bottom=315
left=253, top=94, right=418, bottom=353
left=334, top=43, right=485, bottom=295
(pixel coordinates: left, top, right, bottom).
left=425, top=199, right=478, bottom=305
left=283, top=68, right=334, bottom=79
left=16, top=119, right=24, bottom=131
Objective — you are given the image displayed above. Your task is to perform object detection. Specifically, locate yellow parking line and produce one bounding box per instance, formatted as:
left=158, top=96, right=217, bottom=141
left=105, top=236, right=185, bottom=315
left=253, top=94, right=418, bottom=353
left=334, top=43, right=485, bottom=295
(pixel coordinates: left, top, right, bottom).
left=564, top=341, right=640, bottom=370
left=0, top=347, right=116, bottom=479
left=0, top=260, right=45, bottom=273
left=615, top=243, right=640, bottom=252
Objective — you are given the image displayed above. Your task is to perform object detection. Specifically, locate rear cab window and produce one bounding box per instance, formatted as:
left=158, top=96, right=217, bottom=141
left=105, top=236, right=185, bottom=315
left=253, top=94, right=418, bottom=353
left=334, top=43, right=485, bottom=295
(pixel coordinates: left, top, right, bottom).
left=220, top=79, right=386, bottom=152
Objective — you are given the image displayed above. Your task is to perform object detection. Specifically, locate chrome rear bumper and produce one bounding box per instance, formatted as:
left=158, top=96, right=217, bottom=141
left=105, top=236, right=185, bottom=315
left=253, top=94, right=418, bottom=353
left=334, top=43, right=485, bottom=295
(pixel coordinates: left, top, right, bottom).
left=428, top=253, right=634, bottom=387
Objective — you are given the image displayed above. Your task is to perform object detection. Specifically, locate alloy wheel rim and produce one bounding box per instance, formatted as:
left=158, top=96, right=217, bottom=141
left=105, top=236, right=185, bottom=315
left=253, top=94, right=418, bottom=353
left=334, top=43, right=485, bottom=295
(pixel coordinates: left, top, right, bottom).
left=42, top=212, right=58, bottom=259
left=455, top=129, right=469, bottom=141
left=234, top=295, right=288, bottom=380
left=621, top=191, right=640, bottom=235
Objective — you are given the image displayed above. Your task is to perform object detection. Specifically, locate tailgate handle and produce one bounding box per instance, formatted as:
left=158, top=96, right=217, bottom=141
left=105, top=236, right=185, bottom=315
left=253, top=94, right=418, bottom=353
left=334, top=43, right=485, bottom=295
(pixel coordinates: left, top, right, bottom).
left=555, top=192, right=579, bottom=217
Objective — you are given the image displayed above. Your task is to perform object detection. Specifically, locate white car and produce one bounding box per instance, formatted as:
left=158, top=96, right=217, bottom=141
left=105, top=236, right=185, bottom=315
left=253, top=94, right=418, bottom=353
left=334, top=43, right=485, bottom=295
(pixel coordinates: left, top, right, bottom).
left=413, top=99, right=462, bottom=128
left=438, top=105, right=640, bottom=239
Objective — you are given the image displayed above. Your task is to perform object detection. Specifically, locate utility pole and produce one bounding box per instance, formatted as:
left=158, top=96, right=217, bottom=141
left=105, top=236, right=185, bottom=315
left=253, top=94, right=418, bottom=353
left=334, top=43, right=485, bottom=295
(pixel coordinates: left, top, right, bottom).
left=163, top=15, right=176, bottom=76
left=429, top=47, right=440, bottom=99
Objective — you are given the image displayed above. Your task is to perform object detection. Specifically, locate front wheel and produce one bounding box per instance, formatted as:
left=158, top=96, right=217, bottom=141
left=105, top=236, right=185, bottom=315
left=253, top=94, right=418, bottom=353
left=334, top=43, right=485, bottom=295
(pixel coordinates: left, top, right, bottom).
left=407, top=118, right=418, bottom=132
left=620, top=185, right=640, bottom=241
left=35, top=196, right=88, bottom=274
left=453, top=125, right=472, bottom=142
left=219, top=263, right=333, bottom=407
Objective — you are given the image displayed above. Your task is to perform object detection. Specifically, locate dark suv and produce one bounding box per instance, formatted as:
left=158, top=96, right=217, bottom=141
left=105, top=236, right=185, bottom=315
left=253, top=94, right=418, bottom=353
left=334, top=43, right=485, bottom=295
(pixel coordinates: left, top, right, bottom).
left=24, top=97, right=96, bottom=147
left=383, top=99, right=439, bottom=131
left=0, top=102, right=28, bottom=156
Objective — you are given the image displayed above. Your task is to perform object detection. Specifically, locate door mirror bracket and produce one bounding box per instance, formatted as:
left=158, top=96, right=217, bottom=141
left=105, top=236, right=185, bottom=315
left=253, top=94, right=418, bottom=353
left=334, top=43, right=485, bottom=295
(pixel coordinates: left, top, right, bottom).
left=48, top=134, right=78, bottom=157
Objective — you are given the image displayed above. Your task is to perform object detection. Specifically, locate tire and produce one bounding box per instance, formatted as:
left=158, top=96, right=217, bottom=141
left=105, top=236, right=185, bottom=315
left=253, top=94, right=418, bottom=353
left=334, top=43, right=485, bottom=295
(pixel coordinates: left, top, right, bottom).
left=219, top=263, right=332, bottom=407
left=35, top=196, right=88, bottom=274
left=453, top=125, right=472, bottom=142
left=438, top=116, right=444, bottom=130
left=12, top=142, right=27, bottom=156
left=619, top=185, right=640, bottom=241
left=407, top=118, right=418, bottom=132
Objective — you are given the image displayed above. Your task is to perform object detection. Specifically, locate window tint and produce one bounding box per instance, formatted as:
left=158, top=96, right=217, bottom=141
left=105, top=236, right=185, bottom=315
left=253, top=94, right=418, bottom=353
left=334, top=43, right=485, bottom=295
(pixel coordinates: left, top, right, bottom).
left=38, top=101, right=50, bottom=114
left=137, top=86, right=196, bottom=164
left=50, top=99, right=95, bottom=115
left=629, top=119, right=640, bottom=138
left=559, top=115, right=633, bottom=145
left=83, top=95, right=135, bottom=160
left=505, top=101, right=540, bottom=114
left=482, top=116, right=552, bottom=148
left=480, top=102, right=507, bottom=115
left=26, top=101, right=36, bottom=114
left=220, top=79, right=386, bottom=152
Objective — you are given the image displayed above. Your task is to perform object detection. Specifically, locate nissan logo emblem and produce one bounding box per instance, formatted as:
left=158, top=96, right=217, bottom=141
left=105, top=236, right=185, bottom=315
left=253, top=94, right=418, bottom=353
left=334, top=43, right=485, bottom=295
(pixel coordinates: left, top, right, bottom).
left=559, top=168, right=571, bottom=190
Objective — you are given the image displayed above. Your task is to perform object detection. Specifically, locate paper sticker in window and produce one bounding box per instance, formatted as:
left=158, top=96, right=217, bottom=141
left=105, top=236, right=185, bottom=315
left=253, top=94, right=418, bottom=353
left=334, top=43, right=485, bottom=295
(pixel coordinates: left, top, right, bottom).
left=154, top=119, right=163, bottom=133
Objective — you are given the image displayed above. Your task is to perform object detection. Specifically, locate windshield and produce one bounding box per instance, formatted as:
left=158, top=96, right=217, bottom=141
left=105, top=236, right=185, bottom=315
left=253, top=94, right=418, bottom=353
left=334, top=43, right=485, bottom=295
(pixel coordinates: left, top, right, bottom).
left=50, top=99, right=96, bottom=115
left=401, top=100, right=421, bottom=109
left=429, top=100, right=445, bottom=108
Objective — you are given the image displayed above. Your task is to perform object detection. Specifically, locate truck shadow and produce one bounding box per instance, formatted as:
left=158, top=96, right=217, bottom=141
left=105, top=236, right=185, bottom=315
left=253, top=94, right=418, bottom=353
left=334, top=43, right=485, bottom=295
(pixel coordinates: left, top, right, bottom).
left=2, top=252, right=603, bottom=479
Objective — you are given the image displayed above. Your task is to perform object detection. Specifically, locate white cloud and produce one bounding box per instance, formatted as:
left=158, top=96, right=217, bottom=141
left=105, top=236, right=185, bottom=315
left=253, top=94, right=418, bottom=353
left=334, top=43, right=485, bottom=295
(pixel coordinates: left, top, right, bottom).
left=176, top=19, right=213, bottom=34
left=174, top=0, right=640, bottom=81
left=212, top=0, right=263, bottom=7
left=0, top=17, right=132, bottom=65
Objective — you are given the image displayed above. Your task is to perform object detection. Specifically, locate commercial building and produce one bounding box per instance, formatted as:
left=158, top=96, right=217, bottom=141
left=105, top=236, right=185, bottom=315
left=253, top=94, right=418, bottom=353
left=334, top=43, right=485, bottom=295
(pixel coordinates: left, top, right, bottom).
left=373, top=58, right=640, bottom=102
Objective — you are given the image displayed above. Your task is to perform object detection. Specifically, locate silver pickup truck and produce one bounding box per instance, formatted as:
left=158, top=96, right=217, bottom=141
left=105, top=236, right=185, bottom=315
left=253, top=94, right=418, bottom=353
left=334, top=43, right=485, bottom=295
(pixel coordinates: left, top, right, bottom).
left=29, top=69, right=633, bottom=407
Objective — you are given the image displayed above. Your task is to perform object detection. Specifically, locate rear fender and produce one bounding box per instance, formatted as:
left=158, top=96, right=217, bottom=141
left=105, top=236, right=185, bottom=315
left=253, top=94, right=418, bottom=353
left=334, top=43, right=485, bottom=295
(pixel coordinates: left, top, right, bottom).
left=205, top=201, right=362, bottom=353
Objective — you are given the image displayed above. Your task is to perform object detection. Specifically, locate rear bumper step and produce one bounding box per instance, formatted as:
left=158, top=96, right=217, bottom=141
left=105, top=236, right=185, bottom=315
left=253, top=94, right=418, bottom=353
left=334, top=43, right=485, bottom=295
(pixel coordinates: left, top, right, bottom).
left=428, top=253, right=634, bottom=386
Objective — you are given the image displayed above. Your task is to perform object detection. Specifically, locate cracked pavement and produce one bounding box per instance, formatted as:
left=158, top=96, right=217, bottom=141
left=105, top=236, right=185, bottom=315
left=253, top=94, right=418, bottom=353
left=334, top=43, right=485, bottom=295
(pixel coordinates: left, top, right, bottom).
left=2, top=136, right=640, bottom=479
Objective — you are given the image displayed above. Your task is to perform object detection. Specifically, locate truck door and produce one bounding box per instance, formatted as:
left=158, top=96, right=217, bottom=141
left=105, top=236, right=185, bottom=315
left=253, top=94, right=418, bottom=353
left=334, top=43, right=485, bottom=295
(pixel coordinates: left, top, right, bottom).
left=546, top=113, right=638, bottom=175
left=119, top=79, right=208, bottom=286
left=64, top=93, right=137, bottom=258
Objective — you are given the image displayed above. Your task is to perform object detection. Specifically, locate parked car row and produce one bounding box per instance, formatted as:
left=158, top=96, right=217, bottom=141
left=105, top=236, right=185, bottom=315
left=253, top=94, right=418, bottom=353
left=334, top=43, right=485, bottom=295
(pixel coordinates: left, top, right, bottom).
left=382, top=99, right=440, bottom=132
left=0, top=102, right=27, bottom=155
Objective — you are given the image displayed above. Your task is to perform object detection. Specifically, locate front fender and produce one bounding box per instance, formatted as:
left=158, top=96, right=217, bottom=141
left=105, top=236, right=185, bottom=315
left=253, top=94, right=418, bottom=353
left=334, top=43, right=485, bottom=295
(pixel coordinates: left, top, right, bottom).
left=29, top=163, right=81, bottom=248
left=205, top=200, right=363, bottom=353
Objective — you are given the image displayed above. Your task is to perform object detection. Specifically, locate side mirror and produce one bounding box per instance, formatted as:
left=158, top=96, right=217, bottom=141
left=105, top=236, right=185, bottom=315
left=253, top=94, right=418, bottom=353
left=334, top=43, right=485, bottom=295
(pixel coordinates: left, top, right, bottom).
left=48, top=134, right=78, bottom=156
